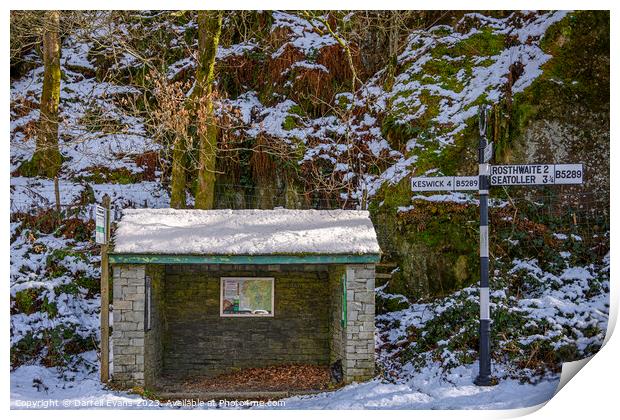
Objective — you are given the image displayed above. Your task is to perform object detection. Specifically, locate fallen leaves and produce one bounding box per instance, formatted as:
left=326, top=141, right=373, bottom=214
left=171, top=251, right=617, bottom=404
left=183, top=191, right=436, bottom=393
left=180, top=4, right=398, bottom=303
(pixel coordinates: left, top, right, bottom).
left=172, top=364, right=332, bottom=392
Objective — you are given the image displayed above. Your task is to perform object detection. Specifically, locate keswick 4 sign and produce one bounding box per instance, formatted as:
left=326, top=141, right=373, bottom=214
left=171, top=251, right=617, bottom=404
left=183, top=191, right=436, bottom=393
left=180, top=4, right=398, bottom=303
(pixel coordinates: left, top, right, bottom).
left=410, top=105, right=584, bottom=387
left=411, top=176, right=479, bottom=191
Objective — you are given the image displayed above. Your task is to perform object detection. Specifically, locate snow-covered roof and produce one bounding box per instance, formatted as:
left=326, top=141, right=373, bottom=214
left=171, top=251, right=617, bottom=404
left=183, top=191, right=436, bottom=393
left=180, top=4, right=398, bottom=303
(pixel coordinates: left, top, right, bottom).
left=113, top=208, right=381, bottom=256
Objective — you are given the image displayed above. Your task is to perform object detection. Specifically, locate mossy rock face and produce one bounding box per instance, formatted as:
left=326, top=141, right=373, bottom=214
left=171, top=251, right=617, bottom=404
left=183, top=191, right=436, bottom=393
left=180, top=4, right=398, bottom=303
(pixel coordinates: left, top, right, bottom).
left=501, top=11, right=609, bottom=210
left=372, top=190, right=479, bottom=299
left=370, top=131, right=481, bottom=301
left=453, top=255, right=470, bottom=284
left=539, top=11, right=609, bottom=112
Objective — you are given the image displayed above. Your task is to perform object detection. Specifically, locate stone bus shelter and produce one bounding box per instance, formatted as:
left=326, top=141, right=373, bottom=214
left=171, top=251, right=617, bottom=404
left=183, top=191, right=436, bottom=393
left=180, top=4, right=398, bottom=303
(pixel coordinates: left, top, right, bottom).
left=107, top=208, right=381, bottom=392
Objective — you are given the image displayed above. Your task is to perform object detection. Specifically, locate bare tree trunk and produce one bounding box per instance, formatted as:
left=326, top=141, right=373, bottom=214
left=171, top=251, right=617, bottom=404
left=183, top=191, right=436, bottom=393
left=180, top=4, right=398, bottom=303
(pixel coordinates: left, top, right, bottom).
left=194, top=10, right=223, bottom=210
left=32, top=10, right=62, bottom=178
left=389, top=15, right=399, bottom=58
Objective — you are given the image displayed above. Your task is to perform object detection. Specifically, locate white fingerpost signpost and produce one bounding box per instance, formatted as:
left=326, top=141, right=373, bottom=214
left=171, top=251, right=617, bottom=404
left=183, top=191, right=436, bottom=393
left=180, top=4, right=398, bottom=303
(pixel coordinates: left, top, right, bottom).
left=410, top=104, right=584, bottom=386
left=475, top=105, right=492, bottom=386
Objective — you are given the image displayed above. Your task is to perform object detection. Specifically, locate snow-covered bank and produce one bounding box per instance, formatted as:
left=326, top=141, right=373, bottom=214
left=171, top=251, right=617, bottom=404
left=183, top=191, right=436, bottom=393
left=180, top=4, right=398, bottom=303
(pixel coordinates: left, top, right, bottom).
left=375, top=252, right=609, bottom=384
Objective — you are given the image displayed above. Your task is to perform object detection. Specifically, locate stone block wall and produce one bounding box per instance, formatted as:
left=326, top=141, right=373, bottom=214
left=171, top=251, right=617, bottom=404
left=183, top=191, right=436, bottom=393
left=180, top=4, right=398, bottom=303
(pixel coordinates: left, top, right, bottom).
left=112, top=264, right=147, bottom=387
left=162, top=264, right=331, bottom=378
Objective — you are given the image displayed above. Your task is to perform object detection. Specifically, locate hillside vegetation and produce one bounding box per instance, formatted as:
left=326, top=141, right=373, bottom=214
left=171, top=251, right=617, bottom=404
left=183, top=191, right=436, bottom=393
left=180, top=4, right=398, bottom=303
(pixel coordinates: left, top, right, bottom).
left=10, top=10, right=609, bottom=404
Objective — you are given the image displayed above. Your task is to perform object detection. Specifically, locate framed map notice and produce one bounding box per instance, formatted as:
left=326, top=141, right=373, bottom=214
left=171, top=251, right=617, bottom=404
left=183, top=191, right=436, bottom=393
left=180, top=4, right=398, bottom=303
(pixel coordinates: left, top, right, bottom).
left=220, top=277, right=274, bottom=317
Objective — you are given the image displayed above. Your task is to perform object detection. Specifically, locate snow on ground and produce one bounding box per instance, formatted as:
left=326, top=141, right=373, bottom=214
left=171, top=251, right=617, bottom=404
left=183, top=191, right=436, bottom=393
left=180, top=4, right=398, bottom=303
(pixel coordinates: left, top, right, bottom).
left=10, top=354, right=558, bottom=410
left=9, top=11, right=572, bottom=211
left=91, top=10, right=573, bottom=209
left=508, top=258, right=609, bottom=353
left=375, top=249, right=608, bottom=389
left=11, top=352, right=150, bottom=410
left=113, top=208, right=381, bottom=255
left=168, top=42, right=259, bottom=80
left=91, top=182, right=170, bottom=210
left=271, top=11, right=337, bottom=59
left=10, top=177, right=170, bottom=214
left=10, top=245, right=606, bottom=410
left=10, top=177, right=84, bottom=213
left=10, top=227, right=101, bottom=347
left=277, top=364, right=558, bottom=410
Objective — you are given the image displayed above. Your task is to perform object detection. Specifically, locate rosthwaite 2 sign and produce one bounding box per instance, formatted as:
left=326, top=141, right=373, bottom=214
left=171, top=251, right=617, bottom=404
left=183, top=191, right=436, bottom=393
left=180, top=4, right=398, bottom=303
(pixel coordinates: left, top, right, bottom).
left=489, top=164, right=583, bottom=186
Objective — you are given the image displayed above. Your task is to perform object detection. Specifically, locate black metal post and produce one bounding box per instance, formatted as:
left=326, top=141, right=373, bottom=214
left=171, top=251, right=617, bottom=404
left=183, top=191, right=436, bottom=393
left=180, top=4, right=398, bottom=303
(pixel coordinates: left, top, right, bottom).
left=475, top=105, right=493, bottom=386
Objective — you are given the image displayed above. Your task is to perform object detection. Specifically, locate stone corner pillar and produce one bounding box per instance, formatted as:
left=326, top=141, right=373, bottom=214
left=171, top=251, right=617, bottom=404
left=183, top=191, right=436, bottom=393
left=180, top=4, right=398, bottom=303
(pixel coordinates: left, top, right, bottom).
left=343, top=264, right=376, bottom=383
left=111, top=264, right=146, bottom=387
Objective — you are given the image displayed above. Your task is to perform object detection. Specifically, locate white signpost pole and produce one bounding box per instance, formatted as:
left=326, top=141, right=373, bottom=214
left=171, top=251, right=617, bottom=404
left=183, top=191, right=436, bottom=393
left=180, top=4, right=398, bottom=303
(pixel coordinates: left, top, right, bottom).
left=474, top=106, right=492, bottom=386
left=409, top=104, right=584, bottom=386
